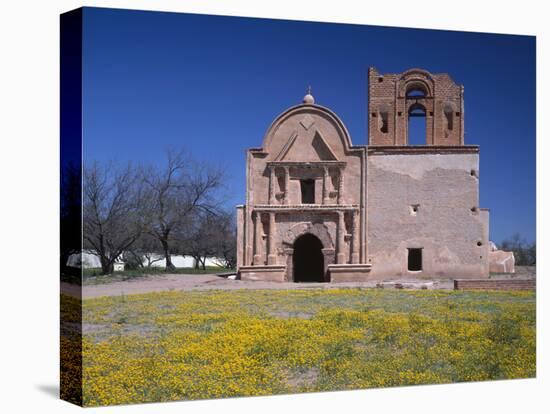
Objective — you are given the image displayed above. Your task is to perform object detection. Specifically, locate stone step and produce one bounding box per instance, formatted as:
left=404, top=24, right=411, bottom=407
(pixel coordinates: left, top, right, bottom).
left=376, top=281, right=436, bottom=290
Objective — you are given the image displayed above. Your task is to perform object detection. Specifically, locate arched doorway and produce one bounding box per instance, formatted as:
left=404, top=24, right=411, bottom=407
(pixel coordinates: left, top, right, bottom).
left=293, top=233, right=325, bottom=282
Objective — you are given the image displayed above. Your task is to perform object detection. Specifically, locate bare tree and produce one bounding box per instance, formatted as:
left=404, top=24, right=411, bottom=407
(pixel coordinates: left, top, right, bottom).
left=123, top=233, right=164, bottom=269
left=142, top=149, right=224, bottom=271
left=175, top=211, right=218, bottom=270
left=211, top=211, right=237, bottom=269
left=500, top=233, right=536, bottom=266
left=83, top=162, right=146, bottom=275
left=175, top=210, right=236, bottom=270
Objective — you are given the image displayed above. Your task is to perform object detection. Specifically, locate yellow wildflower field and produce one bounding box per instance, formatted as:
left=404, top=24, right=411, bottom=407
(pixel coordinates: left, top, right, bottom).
left=62, top=288, right=535, bottom=406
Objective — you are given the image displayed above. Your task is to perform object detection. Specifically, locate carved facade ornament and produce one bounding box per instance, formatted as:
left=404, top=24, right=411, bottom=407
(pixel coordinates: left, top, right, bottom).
left=299, top=114, right=315, bottom=130
left=283, top=222, right=334, bottom=249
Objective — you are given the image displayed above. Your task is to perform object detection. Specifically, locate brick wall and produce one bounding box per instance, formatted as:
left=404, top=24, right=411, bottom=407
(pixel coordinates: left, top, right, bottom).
left=368, top=67, right=464, bottom=146
left=453, top=279, right=536, bottom=291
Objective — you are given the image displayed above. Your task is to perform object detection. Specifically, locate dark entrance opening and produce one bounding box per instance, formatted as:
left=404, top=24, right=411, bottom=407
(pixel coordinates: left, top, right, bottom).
left=408, top=248, right=423, bottom=271
left=293, top=233, right=325, bottom=282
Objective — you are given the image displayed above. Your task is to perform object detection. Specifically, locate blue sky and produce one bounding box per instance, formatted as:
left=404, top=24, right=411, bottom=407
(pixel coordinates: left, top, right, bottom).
left=82, top=7, right=536, bottom=244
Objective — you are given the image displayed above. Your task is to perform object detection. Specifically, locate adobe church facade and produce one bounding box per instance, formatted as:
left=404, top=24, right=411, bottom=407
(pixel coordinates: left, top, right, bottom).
left=236, top=68, right=491, bottom=282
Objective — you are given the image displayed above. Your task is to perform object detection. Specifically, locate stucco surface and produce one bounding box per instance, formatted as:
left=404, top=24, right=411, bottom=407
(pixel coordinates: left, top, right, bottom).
left=367, top=152, right=489, bottom=278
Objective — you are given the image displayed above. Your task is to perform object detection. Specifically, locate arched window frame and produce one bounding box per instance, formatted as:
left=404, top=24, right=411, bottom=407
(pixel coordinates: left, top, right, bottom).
left=406, top=87, right=427, bottom=98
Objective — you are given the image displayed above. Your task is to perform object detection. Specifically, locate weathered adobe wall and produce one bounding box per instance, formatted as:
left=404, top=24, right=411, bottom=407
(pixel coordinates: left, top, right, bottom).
left=367, top=151, right=490, bottom=279
left=243, top=106, right=365, bottom=267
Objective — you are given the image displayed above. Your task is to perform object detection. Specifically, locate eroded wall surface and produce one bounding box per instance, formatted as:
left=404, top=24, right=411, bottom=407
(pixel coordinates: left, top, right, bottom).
left=367, top=150, right=490, bottom=278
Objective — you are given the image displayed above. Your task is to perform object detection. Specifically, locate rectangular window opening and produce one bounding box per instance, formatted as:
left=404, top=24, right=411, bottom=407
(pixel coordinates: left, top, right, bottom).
left=300, top=179, right=315, bottom=204
left=408, top=248, right=422, bottom=271
left=380, top=112, right=388, bottom=133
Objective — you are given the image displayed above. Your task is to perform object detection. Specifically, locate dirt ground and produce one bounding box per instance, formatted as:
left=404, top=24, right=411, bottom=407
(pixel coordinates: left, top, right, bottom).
left=64, top=274, right=448, bottom=299
left=60, top=266, right=536, bottom=299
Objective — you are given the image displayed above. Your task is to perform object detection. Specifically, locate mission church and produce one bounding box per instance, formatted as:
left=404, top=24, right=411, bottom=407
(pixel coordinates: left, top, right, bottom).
left=236, top=67, right=497, bottom=282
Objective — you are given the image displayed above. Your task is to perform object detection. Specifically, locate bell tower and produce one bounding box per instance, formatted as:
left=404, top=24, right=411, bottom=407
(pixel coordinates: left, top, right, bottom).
left=368, top=67, right=464, bottom=146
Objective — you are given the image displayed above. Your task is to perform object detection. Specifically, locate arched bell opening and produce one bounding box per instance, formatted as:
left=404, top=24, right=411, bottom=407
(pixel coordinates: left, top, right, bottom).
left=407, top=103, right=427, bottom=145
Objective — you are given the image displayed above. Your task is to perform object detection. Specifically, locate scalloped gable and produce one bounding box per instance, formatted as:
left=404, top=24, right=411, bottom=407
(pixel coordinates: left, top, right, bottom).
left=260, top=104, right=353, bottom=162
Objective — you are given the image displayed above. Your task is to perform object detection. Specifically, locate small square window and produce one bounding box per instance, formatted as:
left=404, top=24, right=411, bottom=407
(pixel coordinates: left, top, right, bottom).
left=408, top=248, right=422, bottom=271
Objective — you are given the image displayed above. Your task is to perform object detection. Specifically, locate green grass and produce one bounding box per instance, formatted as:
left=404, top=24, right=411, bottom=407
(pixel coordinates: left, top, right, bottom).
left=60, top=288, right=536, bottom=406
left=82, top=266, right=234, bottom=285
